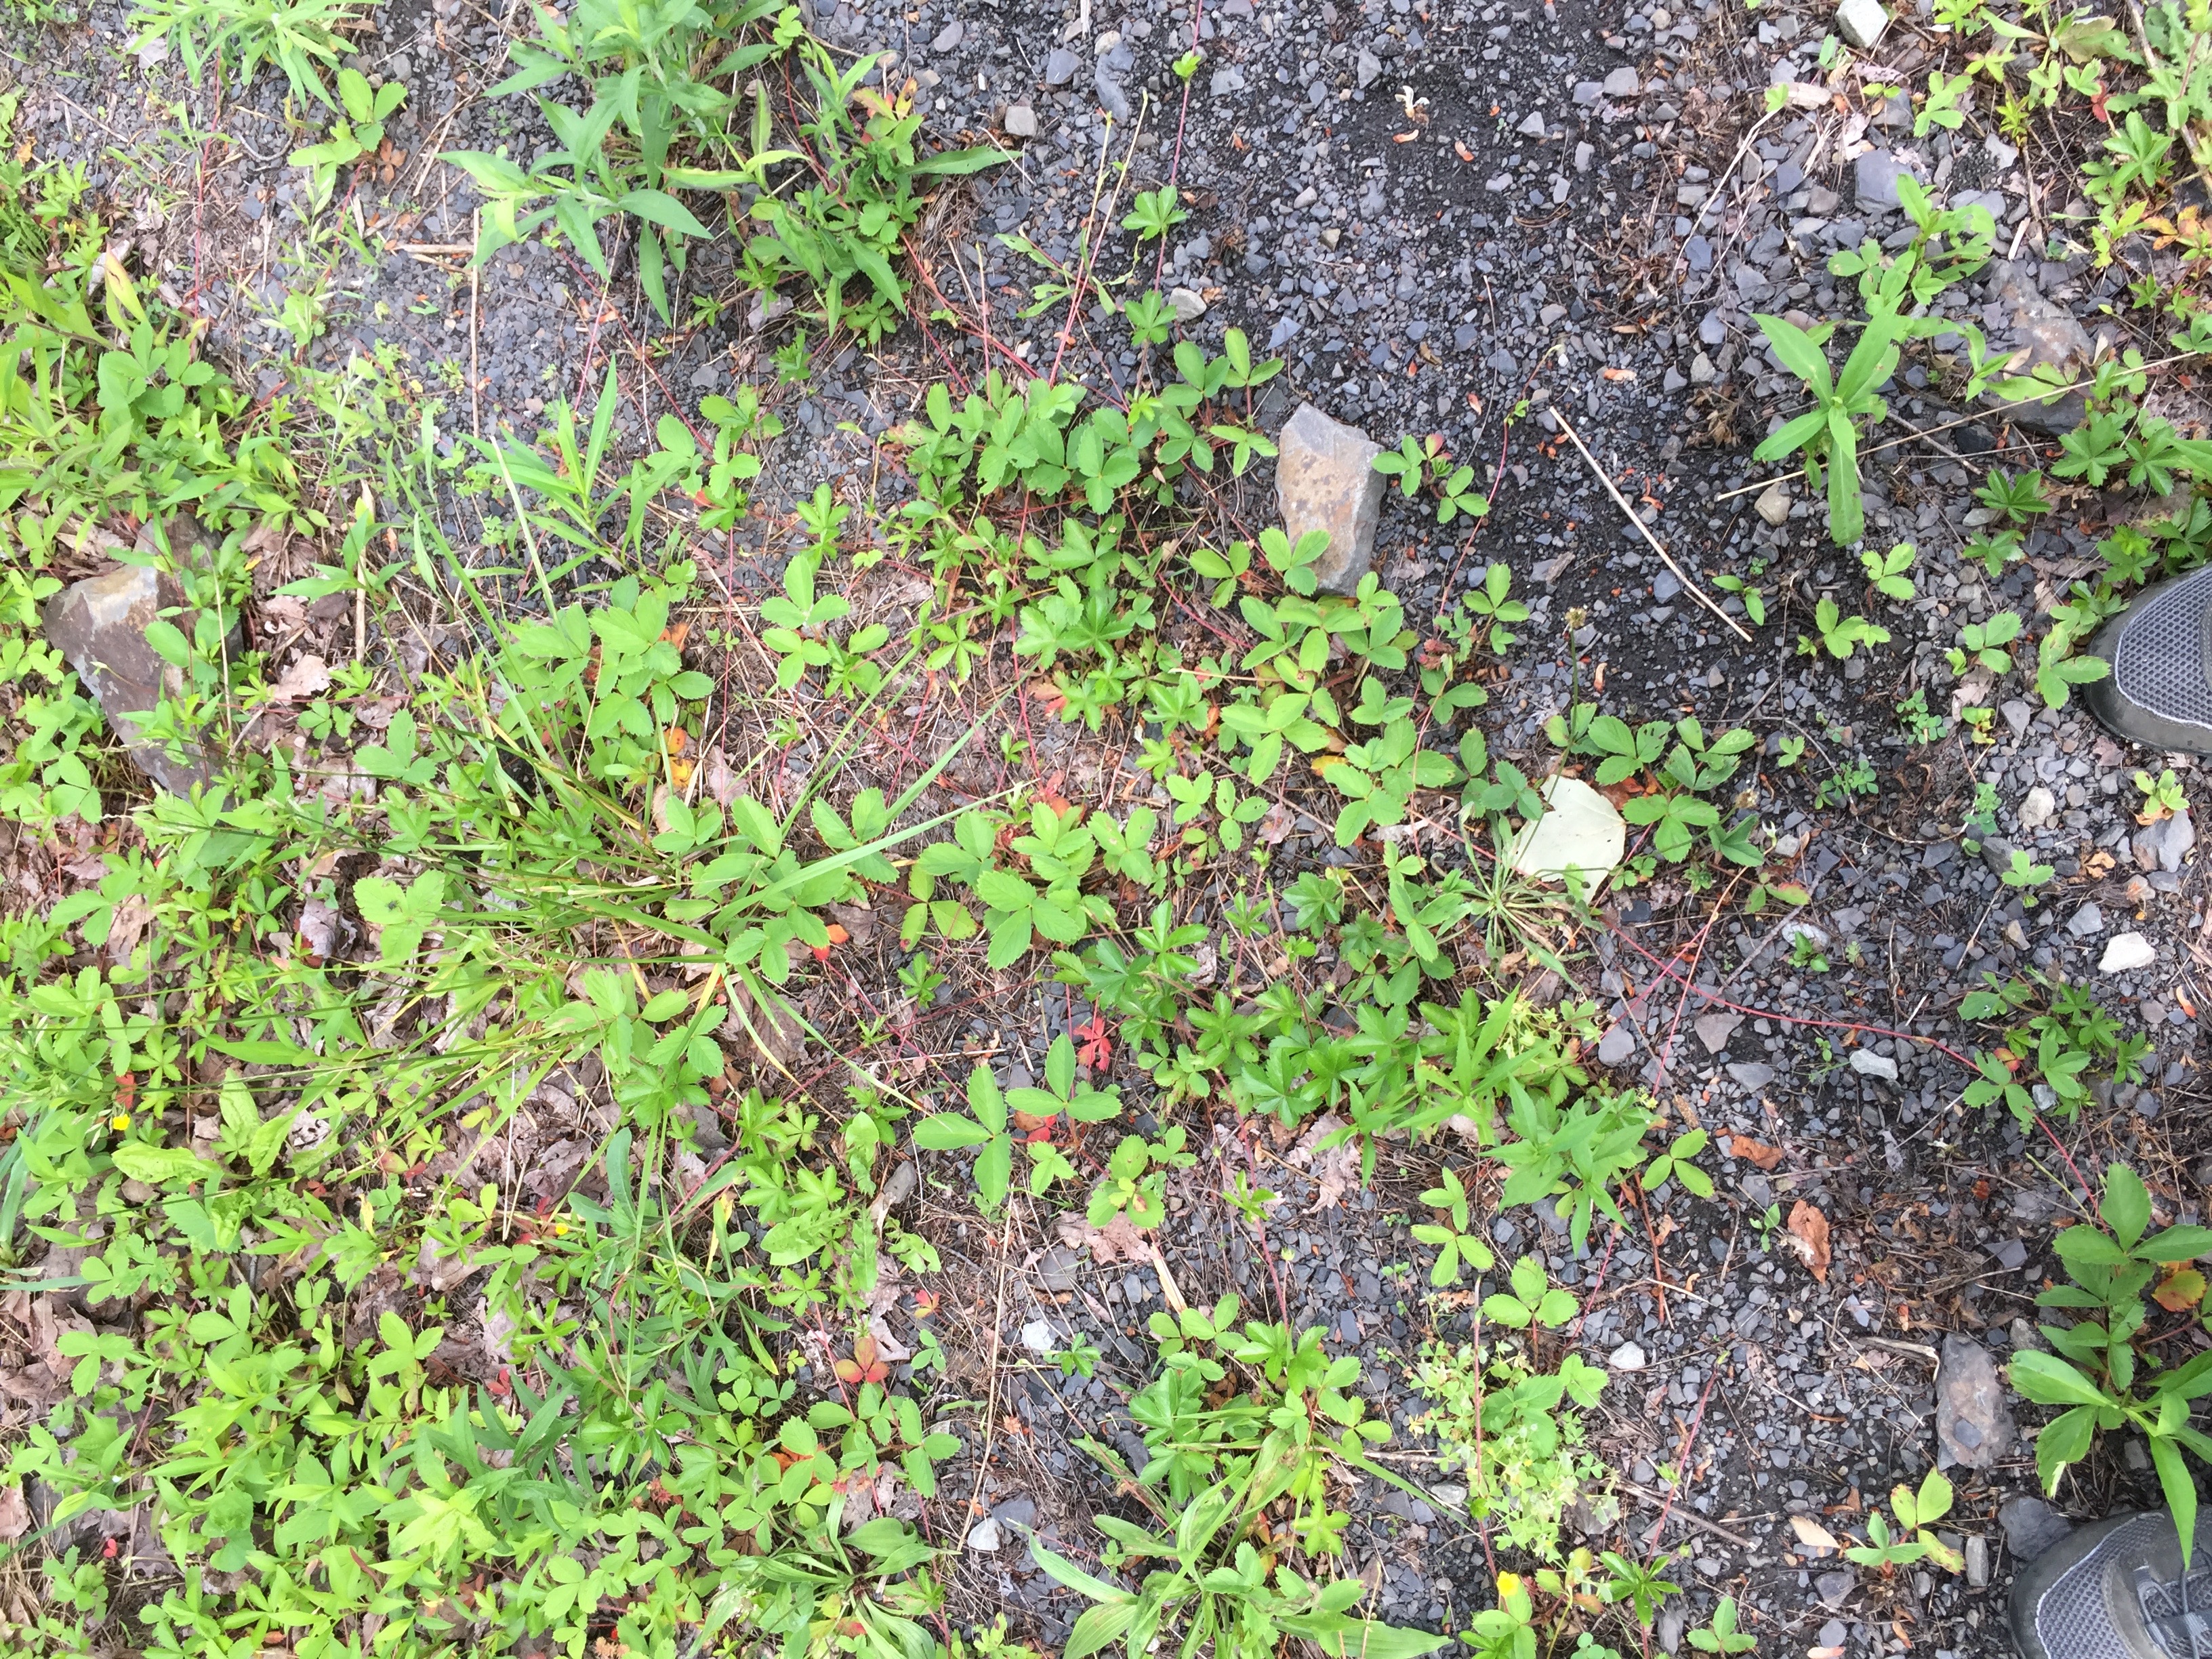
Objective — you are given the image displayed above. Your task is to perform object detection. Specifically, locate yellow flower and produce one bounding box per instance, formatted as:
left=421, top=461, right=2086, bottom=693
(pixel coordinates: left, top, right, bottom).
left=109, top=1113, right=131, bottom=1132
left=1495, top=1572, right=1525, bottom=1602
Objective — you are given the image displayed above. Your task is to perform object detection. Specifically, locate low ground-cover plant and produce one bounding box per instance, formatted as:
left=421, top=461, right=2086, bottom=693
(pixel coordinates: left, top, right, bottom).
left=2013, top=1162, right=2212, bottom=1556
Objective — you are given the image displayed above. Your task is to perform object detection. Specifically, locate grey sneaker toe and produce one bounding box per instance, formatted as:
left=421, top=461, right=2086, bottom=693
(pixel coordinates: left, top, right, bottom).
left=2012, top=1509, right=2212, bottom=1659
left=2085, top=564, right=2212, bottom=755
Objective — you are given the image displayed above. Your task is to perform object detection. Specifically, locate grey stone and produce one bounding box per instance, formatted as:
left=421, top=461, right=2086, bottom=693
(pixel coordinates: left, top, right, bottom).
left=1169, top=286, right=1207, bottom=323
left=1965, top=1533, right=1990, bottom=1589
left=930, top=18, right=962, bottom=52
left=1037, top=1244, right=1082, bottom=1292
left=1815, top=1573, right=1855, bottom=1610
left=43, top=531, right=230, bottom=795
left=1999, top=1495, right=2074, bottom=1563
left=1936, top=1334, right=2017, bottom=1470
left=1516, top=110, right=1548, bottom=138
left=2018, top=785, right=2057, bottom=830
left=992, top=1496, right=1038, bottom=1529
left=1853, top=148, right=1920, bottom=209
left=1602, top=66, right=1640, bottom=98
left=2135, top=808, right=2195, bottom=872
left=1987, top=261, right=2094, bottom=432
left=1727, top=1061, right=1776, bottom=1090
left=1849, top=1048, right=1899, bottom=1082
left=1835, top=0, right=1889, bottom=48
left=1275, top=403, right=1385, bottom=595
left=1596, top=1023, right=1637, bottom=1066
left=1003, top=104, right=1039, bottom=138
left=1689, top=350, right=1717, bottom=385
left=1755, top=480, right=1792, bottom=526
left=2001, top=698, right=2033, bottom=736
left=1609, top=1340, right=1649, bottom=1371
left=2068, top=903, right=2106, bottom=939
left=966, top=1517, right=1003, bottom=1553
left=1356, top=47, right=1382, bottom=89
left=1991, top=1237, right=2030, bottom=1271
left=2101, top=931, right=2156, bottom=973
left=1694, top=1012, right=1743, bottom=1056
left=1044, top=47, right=1079, bottom=85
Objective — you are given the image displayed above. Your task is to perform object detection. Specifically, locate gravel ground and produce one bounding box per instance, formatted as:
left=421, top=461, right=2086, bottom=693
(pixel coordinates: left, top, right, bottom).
left=7, top=0, right=2212, bottom=1652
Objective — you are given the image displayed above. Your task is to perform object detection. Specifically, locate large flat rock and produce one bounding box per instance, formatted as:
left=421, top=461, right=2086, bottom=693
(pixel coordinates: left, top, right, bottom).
left=1274, top=402, right=1384, bottom=596
left=42, top=524, right=227, bottom=794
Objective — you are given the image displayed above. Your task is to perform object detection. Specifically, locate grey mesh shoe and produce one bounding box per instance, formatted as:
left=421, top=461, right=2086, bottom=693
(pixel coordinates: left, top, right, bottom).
left=2083, top=564, right=2212, bottom=754
left=2011, top=1509, right=2212, bottom=1659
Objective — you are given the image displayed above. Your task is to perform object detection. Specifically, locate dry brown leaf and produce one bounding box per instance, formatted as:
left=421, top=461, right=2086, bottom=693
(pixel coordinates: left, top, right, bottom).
left=1790, top=1514, right=1839, bottom=1551
left=1721, top=1133, right=1784, bottom=1170
left=1056, top=1211, right=1149, bottom=1265
left=270, top=653, right=332, bottom=701
left=1786, top=1200, right=1832, bottom=1283
left=703, top=743, right=736, bottom=806
left=1287, top=1114, right=1358, bottom=1211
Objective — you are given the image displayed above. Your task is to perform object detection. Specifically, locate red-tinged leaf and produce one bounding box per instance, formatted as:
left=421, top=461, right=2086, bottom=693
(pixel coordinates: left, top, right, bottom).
left=824, top=922, right=851, bottom=945
left=853, top=1332, right=879, bottom=1369
left=2156, top=1267, right=2207, bottom=1312
left=1012, top=1109, right=1058, bottom=1134
left=1787, top=1200, right=1832, bottom=1283
left=834, top=1358, right=863, bottom=1384
left=811, top=944, right=832, bottom=962
left=1721, top=1134, right=1784, bottom=1170
left=912, top=1290, right=940, bottom=1318
left=1076, top=1011, right=1113, bottom=1069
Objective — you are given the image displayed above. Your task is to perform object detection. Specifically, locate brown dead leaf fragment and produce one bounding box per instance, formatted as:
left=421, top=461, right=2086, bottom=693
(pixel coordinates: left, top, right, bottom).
left=1720, top=1133, right=1784, bottom=1170
left=1786, top=1200, right=1832, bottom=1283
left=1056, top=1211, right=1149, bottom=1264
left=1789, top=1514, right=1839, bottom=1552
left=0, top=1483, right=26, bottom=1541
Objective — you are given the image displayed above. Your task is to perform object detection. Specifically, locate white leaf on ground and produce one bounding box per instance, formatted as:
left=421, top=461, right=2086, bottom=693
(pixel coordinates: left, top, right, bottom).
left=1507, top=775, right=1625, bottom=885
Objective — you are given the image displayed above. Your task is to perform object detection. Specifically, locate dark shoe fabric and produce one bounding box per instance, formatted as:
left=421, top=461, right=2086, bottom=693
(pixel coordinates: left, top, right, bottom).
left=2012, top=1509, right=2212, bottom=1659
left=2085, top=564, right=2212, bottom=756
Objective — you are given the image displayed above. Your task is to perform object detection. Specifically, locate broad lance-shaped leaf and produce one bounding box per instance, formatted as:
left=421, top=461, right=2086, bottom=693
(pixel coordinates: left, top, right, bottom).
left=2009, top=1349, right=2111, bottom=1408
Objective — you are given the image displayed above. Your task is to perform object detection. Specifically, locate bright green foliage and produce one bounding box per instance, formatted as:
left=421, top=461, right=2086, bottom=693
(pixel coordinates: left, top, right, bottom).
left=290, top=66, right=407, bottom=211
left=1122, top=186, right=1189, bottom=243
left=1947, top=611, right=2024, bottom=676
left=128, top=0, right=362, bottom=106
left=2138, top=767, right=2188, bottom=820
left=1481, top=1255, right=1580, bottom=1329
left=1687, top=1597, right=1757, bottom=1654
left=2011, top=1161, right=2212, bottom=1565
left=1859, top=540, right=1916, bottom=600
left=1033, top=1299, right=1437, bottom=1659
left=1846, top=1470, right=1962, bottom=1572
left=1088, top=1128, right=1193, bottom=1231
left=1409, top=1285, right=1608, bottom=1559
left=1413, top=1166, right=1497, bottom=1285
left=912, top=1051, right=1103, bottom=1210
left=1799, top=597, right=1890, bottom=659
left=1961, top=975, right=2149, bottom=1128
